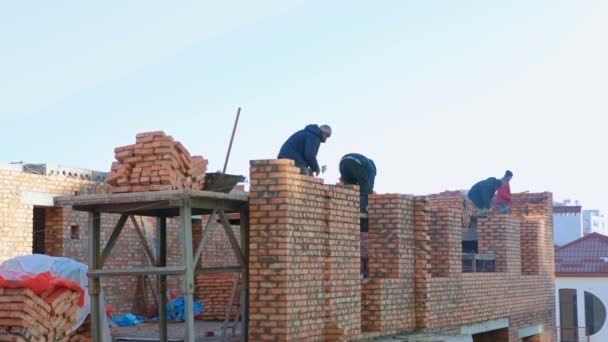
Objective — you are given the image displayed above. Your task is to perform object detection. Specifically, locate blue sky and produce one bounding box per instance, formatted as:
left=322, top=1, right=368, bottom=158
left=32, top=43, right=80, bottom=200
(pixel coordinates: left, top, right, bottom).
left=1, top=1, right=607, bottom=213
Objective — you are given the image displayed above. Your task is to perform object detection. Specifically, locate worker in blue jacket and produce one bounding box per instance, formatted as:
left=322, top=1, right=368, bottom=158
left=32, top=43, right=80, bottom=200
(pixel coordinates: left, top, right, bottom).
left=278, top=124, right=332, bottom=176
left=339, top=153, right=376, bottom=213
left=467, top=177, right=503, bottom=213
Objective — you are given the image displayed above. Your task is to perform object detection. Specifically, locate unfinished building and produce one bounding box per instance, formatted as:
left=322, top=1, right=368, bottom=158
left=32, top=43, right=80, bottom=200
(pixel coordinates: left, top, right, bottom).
left=0, top=159, right=556, bottom=341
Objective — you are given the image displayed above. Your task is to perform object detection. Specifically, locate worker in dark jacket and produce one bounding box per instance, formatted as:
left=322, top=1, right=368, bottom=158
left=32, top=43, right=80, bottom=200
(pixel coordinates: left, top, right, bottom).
left=278, top=124, right=332, bottom=176
left=339, top=153, right=376, bottom=212
left=467, top=177, right=503, bottom=212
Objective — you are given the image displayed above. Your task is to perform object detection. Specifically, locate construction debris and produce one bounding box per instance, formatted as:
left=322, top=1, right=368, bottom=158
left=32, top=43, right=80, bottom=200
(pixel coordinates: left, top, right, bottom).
left=0, top=287, right=83, bottom=341
left=106, top=131, right=208, bottom=193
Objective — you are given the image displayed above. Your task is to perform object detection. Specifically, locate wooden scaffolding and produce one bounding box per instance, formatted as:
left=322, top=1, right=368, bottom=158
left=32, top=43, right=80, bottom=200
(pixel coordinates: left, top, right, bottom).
left=54, top=189, right=249, bottom=342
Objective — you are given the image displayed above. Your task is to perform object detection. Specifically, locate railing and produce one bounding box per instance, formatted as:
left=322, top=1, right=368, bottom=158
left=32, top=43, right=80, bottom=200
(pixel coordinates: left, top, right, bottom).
left=557, top=326, right=590, bottom=342
left=462, top=253, right=495, bottom=272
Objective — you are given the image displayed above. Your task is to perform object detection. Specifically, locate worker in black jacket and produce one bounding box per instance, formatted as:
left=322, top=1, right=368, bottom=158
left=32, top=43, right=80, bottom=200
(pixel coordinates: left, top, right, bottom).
left=278, top=124, right=332, bottom=176
left=339, top=153, right=377, bottom=212
left=467, top=177, right=503, bottom=213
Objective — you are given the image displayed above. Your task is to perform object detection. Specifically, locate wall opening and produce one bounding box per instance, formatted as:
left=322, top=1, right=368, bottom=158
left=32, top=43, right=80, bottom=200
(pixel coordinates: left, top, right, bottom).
left=70, top=225, right=80, bottom=240
left=472, top=327, right=509, bottom=342
left=32, top=207, right=46, bottom=254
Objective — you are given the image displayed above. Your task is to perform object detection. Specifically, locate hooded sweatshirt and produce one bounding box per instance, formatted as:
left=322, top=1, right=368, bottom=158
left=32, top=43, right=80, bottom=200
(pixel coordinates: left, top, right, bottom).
left=278, top=124, right=323, bottom=173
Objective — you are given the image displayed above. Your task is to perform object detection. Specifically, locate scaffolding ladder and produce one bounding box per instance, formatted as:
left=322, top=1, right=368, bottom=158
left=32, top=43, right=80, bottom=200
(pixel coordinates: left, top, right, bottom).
left=221, top=272, right=242, bottom=338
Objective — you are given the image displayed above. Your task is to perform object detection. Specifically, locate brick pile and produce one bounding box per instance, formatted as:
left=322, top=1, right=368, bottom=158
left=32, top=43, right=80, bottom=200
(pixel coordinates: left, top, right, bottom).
left=67, top=315, right=90, bottom=341
left=0, top=287, right=81, bottom=341
left=106, top=131, right=208, bottom=193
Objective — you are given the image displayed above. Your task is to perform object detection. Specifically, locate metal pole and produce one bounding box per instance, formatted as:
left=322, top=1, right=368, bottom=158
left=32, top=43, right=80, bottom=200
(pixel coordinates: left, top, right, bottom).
left=88, top=212, right=102, bottom=342
left=223, top=107, right=241, bottom=174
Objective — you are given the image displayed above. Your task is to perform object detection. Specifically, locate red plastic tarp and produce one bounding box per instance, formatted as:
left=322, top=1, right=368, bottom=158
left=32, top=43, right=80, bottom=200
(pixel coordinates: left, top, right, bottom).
left=0, top=271, right=85, bottom=306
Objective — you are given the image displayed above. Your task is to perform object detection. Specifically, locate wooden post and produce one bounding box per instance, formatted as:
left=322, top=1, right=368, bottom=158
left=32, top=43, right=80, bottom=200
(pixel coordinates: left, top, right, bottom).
left=239, top=206, right=249, bottom=342
left=180, top=200, right=195, bottom=341
left=158, top=217, right=168, bottom=342
left=88, top=211, right=102, bottom=342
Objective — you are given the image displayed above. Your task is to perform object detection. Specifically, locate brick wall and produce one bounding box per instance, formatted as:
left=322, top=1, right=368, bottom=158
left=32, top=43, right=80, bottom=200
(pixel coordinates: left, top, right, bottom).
left=0, top=166, right=185, bottom=316
left=247, top=161, right=556, bottom=342
left=193, top=216, right=242, bottom=320
left=248, top=159, right=360, bottom=342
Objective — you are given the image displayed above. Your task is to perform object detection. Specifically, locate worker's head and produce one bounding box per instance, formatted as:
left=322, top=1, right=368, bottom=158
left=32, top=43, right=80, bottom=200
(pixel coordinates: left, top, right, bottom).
left=504, top=170, right=513, bottom=181
left=493, top=178, right=503, bottom=190
left=319, top=125, right=332, bottom=143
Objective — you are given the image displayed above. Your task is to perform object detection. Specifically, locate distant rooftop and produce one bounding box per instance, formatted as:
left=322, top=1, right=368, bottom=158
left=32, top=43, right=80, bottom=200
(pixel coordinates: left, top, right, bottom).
left=555, top=232, right=608, bottom=276
left=0, top=162, right=107, bottom=182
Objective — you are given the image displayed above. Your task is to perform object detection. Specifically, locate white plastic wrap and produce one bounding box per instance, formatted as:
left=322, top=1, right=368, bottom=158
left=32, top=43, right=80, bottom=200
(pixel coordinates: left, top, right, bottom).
left=0, top=254, right=112, bottom=341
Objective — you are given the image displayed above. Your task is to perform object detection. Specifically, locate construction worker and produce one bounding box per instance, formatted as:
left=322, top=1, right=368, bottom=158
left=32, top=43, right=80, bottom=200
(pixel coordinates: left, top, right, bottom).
left=278, top=124, right=332, bottom=176
left=339, top=153, right=376, bottom=213
left=467, top=177, right=503, bottom=215
left=495, top=170, right=513, bottom=214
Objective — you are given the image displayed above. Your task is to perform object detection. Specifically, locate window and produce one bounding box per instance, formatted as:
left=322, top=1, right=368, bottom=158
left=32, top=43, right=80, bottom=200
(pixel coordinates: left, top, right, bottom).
left=585, top=291, right=606, bottom=335
left=559, top=289, right=578, bottom=341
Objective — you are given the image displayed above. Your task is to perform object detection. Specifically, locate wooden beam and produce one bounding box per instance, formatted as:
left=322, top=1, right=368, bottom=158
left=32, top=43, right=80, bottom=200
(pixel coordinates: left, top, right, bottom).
left=180, top=201, right=195, bottom=342
left=239, top=206, right=250, bottom=342
left=194, top=266, right=243, bottom=274
left=158, top=217, right=168, bottom=342
left=100, top=214, right=129, bottom=267
left=193, top=209, right=218, bottom=266
left=89, top=211, right=102, bottom=342
left=218, top=210, right=246, bottom=268
left=130, top=216, right=157, bottom=265
left=88, top=266, right=186, bottom=277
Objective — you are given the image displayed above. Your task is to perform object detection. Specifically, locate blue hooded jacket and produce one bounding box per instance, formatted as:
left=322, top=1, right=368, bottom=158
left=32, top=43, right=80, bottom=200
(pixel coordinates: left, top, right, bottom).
left=341, top=153, right=377, bottom=191
left=467, top=177, right=503, bottom=209
left=277, top=124, right=323, bottom=173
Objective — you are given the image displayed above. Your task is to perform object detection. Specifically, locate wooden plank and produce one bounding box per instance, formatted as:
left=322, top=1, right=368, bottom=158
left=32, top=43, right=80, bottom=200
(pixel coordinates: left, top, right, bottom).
left=174, top=198, right=245, bottom=212
left=194, top=266, right=242, bottom=274
left=218, top=211, right=246, bottom=268
left=87, top=266, right=186, bottom=277
left=130, top=216, right=157, bottom=265
left=54, top=189, right=247, bottom=207
left=100, top=214, right=129, bottom=267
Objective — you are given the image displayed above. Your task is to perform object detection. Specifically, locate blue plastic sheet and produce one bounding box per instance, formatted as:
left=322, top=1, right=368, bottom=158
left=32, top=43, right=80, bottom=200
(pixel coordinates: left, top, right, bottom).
left=166, top=296, right=203, bottom=321
left=111, top=313, right=145, bottom=326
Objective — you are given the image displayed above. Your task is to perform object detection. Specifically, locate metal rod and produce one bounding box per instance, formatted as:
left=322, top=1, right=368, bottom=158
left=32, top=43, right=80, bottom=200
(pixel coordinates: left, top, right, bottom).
left=223, top=107, right=241, bottom=174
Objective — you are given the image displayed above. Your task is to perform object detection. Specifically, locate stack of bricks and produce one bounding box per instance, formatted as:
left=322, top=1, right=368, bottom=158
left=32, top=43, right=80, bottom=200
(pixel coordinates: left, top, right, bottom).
left=106, top=131, right=208, bottom=193
left=67, top=315, right=91, bottom=341
left=0, top=287, right=81, bottom=341
left=248, top=159, right=361, bottom=342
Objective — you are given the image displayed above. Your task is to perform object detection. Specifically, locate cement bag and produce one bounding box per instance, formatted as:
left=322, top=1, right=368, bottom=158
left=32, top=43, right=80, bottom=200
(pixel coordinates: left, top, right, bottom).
left=0, top=254, right=111, bottom=340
